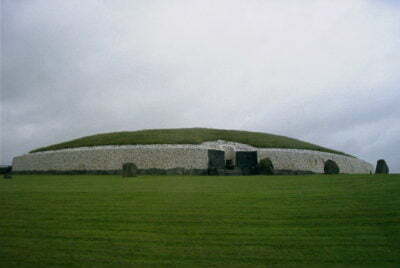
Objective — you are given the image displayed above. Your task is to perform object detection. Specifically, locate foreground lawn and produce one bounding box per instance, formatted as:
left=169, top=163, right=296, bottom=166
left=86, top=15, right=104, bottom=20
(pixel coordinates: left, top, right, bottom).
left=0, top=174, right=399, bottom=266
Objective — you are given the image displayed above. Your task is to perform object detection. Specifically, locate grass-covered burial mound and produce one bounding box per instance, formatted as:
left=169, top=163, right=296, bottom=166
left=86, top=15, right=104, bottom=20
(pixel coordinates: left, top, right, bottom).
left=30, top=128, right=349, bottom=156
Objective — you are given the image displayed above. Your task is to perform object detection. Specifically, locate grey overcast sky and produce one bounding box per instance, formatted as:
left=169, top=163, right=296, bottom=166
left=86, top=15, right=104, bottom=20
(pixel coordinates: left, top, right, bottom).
left=1, top=0, right=399, bottom=172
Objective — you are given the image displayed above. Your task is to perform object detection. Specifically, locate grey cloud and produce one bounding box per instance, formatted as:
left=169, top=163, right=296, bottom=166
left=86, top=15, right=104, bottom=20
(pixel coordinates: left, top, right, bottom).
left=1, top=0, right=400, bottom=172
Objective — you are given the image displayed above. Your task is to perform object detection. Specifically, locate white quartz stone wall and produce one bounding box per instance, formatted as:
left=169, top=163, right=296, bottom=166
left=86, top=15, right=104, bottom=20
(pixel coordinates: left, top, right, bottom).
left=12, top=140, right=373, bottom=174
left=12, top=146, right=209, bottom=171
left=257, top=149, right=373, bottom=174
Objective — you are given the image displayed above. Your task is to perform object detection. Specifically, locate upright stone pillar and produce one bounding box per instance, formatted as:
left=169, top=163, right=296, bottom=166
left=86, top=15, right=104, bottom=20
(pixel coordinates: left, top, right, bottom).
left=122, top=163, right=138, bottom=177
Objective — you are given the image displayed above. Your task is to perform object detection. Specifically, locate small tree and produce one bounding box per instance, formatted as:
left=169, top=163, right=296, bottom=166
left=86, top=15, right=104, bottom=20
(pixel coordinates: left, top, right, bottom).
left=258, top=158, right=274, bottom=175
left=122, top=163, right=138, bottom=177
left=0, top=166, right=12, bottom=174
left=324, top=160, right=339, bottom=174
left=2, top=166, right=12, bottom=179
left=375, top=159, right=389, bottom=174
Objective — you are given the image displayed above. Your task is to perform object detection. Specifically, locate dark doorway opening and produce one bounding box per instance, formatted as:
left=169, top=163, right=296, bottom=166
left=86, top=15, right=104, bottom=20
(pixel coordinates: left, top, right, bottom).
left=225, top=159, right=234, bottom=170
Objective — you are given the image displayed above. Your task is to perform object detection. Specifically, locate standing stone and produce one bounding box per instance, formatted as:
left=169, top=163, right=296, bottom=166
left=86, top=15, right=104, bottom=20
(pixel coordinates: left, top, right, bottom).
left=122, top=163, right=138, bottom=177
left=375, top=159, right=389, bottom=174
left=324, top=160, right=340, bottom=174
left=259, top=158, right=274, bottom=175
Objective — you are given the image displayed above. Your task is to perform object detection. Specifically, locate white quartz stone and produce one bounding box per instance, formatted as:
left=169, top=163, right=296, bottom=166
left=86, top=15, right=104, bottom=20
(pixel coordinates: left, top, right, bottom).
left=12, top=140, right=373, bottom=173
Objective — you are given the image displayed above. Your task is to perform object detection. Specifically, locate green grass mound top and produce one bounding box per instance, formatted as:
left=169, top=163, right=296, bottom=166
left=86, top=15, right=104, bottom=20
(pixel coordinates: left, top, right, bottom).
left=30, top=128, right=350, bottom=156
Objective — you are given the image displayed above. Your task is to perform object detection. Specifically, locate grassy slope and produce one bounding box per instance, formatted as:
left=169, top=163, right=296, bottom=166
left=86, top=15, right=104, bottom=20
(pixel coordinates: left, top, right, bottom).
left=1, top=174, right=399, bottom=266
left=30, top=128, right=351, bottom=156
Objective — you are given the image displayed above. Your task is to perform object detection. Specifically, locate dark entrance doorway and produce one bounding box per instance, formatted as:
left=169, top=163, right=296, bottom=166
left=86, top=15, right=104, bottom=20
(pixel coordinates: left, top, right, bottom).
left=225, top=159, right=234, bottom=170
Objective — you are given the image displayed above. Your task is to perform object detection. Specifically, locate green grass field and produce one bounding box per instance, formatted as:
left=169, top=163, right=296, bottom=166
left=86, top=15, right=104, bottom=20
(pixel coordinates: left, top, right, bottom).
left=30, top=128, right=350, bottom=156
left=1, top=174, right=399, bottom=266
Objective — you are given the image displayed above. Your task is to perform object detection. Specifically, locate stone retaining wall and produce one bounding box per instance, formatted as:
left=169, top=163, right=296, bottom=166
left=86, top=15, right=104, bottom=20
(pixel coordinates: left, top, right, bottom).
left=257, top=149, right=373, bottom=174
left=13, top=147, right=209, bottom=172
left=12, top=141, right=373, bottom=174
